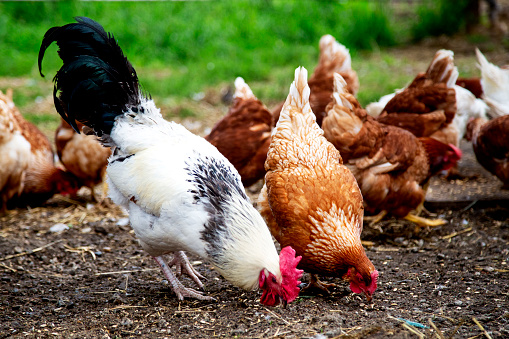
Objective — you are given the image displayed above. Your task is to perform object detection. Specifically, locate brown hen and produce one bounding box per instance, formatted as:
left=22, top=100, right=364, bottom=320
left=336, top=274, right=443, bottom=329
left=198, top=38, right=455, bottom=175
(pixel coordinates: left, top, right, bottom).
left=258, top=67, right=377, bottom=300
left=377, top=49, right=458, bottom=145
left=2, top=91, right=80, bottom=208
left=467, top=116, right=509, bottom=189
left=322, top=74, right=462, bottom=227
left=55, top=117, right=111, bottom=202
left=205, top=77, right=273, bottom=187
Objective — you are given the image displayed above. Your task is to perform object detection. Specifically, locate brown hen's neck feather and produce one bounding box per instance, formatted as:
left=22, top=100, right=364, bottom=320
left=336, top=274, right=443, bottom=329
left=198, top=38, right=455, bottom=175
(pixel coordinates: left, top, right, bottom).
left=419, top=137, right=453, bottom=176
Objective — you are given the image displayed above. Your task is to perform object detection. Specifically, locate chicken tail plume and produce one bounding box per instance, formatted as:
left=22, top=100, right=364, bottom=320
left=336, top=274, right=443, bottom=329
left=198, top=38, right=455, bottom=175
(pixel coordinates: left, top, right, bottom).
left=233, top=77, right=256, bottom=100
left=426, top=49, right=459, bottom=88
left=38, top=17, right=141, bottom=138
left=274, top=67, right=318, bottom=136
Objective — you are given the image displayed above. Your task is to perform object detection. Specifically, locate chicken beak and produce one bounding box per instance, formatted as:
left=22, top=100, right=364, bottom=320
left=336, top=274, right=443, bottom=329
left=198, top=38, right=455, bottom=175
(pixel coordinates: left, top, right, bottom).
left=281, top=298, right=288, bottom=308
left=364, top=292, right=373, bottom=303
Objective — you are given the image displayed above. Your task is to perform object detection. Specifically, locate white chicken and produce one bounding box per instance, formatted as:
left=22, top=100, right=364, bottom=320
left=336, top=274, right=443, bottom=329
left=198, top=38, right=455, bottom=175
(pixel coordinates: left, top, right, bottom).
left=476, top=48, right=509, bottom=118
left=38, top=17, right=302, bottom=306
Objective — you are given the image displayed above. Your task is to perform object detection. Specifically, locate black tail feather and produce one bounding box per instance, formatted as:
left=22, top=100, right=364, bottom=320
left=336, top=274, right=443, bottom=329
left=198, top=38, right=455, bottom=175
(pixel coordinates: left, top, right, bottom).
left=39, top=17, right=141, bottom=136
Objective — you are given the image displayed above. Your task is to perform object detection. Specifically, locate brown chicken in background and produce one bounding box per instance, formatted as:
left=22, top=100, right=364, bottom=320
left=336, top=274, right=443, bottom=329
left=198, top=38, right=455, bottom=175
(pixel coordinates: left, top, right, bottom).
left=466, top=116, right=509, bottom=189
left=0, top=89, right=31, bottom=214
left=377, top=49, right=458, bottom=145
left=55, top=117, right=111, bottom=202
left=272, top=34, right=359, bottom=126
left=1, top=91, right=80, bottom=208
left=258, top=67, right=378, bottom=301
left=205, top=77, right=273, bottom=187
left=322, top=74, right=462, bottom=226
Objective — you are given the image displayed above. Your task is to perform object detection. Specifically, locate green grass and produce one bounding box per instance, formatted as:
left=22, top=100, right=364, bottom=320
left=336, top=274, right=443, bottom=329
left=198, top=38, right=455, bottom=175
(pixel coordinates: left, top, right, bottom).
left=0, top=1, right=492, bottom=131
left=0, top=1, right=399, bottom=102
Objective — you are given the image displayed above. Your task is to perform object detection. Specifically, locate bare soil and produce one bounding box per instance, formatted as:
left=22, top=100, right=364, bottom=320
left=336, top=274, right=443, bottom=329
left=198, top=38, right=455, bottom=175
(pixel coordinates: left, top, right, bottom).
left=1, top=35, right=509, bottom=338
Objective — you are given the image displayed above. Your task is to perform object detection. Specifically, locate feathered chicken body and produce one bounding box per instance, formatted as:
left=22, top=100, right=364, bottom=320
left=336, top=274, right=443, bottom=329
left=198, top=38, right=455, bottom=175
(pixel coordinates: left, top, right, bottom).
left=205, top=77, right=273, bottom=187
left=476, top=48, right=509, bottom=118
left=259, top=67, right=377, bottom=300
left=1, top=90, right=79, bottom=209
left=0, top=90, right=31, bottom=213
left=467, top=116, right=509, bottom=189
left=55, top=118, right=111, bottom=202
left=39, top=17, right=302, bottom=306
left=322, top=74, right=462, bottom=226
left=377, top=49, right=458, bottom=143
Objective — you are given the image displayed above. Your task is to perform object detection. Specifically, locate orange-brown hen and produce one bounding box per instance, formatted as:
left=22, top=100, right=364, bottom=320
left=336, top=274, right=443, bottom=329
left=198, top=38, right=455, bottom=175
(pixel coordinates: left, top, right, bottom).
left=205, top=77, right=273, bottom=187
left=272, top=34, right=359, bottom=126
left=55, top=117, right=111, bottom=202
left=322, top=74, right=462, bottom=227
left=3, top=91, right=80, bottom=208
left=0, top=89, right=31, bottom=214
left=258, top=67, right=378, bottom=301
left=467, top=116, right=509, bottom=189
left=377, top=49, right=458, bottom=145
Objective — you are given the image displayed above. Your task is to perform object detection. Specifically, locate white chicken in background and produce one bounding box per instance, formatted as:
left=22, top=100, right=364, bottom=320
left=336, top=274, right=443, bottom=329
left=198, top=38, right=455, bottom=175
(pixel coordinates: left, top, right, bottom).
left=38, top=17, right=302, bottom=306
left=476, top=48, right=509, bottom=118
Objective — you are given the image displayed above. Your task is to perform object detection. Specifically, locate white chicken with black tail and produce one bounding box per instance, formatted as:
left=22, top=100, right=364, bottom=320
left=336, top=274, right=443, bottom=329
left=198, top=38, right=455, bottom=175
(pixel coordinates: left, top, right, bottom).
left=38, top=17, right=302, bottom=306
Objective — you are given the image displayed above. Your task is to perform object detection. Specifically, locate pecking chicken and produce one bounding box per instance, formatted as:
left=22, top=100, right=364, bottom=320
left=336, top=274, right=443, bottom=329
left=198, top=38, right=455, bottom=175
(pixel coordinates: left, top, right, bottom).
left=476, top=48, right=509, bottom=118
left=39, top=17, right=302, bottom=306
left=258, top=67, right=378, bottom=301
left=466, top=116, right=509, bottom=189
left=205, top=77, right=273, bottom=187
left=272, top=34, right=359, bottom=126
left=55, top=117, right=111, bottom=202
left=1, top=90, right=80, bottom=209
left=0, top=89, right=31, bottom=214
left=322, top=74, right=462, bottom=227
left=376, top=49, right=458, bottom=145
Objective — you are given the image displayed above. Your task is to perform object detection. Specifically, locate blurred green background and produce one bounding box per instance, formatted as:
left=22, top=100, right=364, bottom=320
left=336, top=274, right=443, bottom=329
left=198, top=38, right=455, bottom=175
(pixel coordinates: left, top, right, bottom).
left=0, top=0, right=499, bottom=134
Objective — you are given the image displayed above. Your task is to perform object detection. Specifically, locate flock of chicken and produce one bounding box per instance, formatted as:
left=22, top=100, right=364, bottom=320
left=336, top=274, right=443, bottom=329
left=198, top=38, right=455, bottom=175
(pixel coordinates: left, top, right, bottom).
left=1, top=17, right=508, bottom=306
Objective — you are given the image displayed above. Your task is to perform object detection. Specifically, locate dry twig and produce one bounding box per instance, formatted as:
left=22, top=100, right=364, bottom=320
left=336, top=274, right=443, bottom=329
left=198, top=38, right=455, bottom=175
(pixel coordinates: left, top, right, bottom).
left=472, top=317, right=493, bottom=339
left=0, top=239, right=63, bottom=261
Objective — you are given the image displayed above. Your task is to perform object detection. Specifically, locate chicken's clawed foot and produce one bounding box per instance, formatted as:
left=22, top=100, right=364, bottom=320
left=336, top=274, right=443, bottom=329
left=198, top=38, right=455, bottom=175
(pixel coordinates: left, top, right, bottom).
left=153, top=255, right=214, bottom=301
left=404, top=213, right=446, bottom=227
left=364, top=210, right=388, bottom=226
left=301, top=274, right=336, bottom=294
left=168, top=251, right=206, bottom=288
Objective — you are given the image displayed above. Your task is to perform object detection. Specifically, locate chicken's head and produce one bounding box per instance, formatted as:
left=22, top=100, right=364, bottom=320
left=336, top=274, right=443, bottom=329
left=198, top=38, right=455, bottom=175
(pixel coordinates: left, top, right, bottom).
left=441, top=144, right=462, bottom=171
left=54, top=170, right=81, bottom=196
left=346, top=267, right=379, bottom=302
left=259, top=246, right=303, bottom=307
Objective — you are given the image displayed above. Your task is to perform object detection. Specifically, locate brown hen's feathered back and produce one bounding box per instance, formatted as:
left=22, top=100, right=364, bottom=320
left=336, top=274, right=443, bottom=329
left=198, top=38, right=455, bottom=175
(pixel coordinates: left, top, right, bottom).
left=378, top=49, right=458, bottom=139
left=205, top=77, right=273, bottom=187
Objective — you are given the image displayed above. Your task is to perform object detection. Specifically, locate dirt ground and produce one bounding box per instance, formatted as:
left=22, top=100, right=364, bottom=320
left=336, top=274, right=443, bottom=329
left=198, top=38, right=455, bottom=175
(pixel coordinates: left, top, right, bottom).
left=1, top=34, right=509, bottom=339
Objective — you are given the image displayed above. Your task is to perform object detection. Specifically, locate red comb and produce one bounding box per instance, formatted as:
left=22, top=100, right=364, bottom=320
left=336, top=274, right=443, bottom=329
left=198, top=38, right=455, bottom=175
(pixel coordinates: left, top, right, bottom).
left=279, top=246, right=303, bottom=303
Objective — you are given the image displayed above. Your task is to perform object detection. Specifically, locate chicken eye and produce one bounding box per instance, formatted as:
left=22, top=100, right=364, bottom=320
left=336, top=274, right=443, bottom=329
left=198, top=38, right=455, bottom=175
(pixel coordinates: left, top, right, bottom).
left=271, top=277, right=277, bottom=283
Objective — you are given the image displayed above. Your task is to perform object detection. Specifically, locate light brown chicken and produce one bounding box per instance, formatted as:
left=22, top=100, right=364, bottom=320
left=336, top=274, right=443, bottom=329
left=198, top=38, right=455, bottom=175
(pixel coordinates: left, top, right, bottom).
left=272, top=34, right=359, bottom=126
left=377, top=49, right=458, bottom=145
left=467, top=116, right=509, bottom=189
left=322, top=74, right=462, bottom=226
left=0, top=89, right=31, bottom=214
left=205, top=77, right=273, bottom=187
left=258, top=67, right=378, bottom=300
left=2, top=91, right=80, bottom=208
left=55, top=117, right=111, bottom=202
